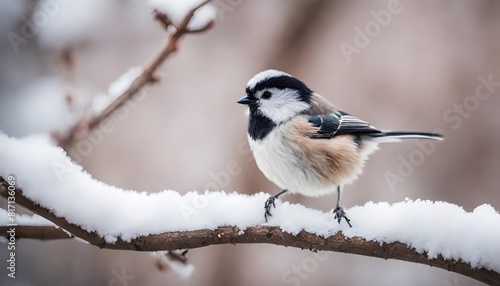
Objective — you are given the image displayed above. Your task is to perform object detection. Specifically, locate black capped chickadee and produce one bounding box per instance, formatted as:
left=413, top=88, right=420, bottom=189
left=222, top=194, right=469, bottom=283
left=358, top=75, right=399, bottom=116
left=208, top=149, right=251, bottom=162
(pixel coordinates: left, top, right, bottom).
left=238, top=70, right=443, bottom=227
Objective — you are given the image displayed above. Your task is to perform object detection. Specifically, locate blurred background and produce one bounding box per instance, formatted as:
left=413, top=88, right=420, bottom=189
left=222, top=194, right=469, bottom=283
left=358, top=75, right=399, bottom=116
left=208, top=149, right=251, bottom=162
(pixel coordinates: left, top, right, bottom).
left=1, top=0, right=500, bottom=285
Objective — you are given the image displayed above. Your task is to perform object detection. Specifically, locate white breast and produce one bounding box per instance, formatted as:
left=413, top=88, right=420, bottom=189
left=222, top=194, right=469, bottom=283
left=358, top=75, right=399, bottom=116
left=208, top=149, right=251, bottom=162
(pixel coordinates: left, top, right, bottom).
left=248, top=125, right=337, bottom=197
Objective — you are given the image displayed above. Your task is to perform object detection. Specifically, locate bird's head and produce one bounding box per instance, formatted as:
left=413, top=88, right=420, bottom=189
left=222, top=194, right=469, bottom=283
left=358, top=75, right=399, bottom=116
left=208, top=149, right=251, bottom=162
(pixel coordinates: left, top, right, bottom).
left=238, top=70, right=313, bottom=125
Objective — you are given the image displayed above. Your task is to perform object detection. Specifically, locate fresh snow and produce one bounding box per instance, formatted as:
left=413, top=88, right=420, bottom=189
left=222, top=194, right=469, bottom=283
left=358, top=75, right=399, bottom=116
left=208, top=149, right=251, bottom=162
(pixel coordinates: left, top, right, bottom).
left=108, top=67, right=143, bottom=98
left=0, top=77, right=86, bottom=138
left=0, top=133, right=499, bottom=273
left=37, top=0, right=112, bottom=50
left=149, top=0, right=217, bottom=31
left=91, top=66, right=143, bottom=115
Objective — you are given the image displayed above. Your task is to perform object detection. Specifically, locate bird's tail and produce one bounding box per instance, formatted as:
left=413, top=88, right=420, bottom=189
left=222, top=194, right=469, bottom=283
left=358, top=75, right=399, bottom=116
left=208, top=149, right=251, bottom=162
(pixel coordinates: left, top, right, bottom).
left=369, top=131, right=444, bottom=143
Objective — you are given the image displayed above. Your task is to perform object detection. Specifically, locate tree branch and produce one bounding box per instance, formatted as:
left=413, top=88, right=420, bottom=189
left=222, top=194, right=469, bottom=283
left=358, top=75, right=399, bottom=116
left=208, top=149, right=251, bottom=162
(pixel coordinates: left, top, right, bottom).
left=0, top=225, right=73, bottom=240
left=57, top=1, right=214, bottom=149
left=0, top=178, right=498, bottom=285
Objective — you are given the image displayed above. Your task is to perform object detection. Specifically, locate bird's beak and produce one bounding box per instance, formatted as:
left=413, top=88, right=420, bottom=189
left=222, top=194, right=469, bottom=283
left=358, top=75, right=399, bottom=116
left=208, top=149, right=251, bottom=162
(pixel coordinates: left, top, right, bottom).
left=237, top=95, right=254, bottom=105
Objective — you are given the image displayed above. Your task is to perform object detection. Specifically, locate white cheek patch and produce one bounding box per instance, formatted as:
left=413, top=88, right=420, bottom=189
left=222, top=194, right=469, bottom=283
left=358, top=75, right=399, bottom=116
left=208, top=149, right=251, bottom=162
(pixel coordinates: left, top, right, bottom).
left=258, top=88, right=309, bottom=124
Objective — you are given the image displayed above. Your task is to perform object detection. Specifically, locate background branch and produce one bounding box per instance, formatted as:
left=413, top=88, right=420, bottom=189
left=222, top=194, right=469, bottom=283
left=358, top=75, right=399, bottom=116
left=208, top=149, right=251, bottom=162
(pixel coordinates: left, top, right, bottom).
left=1, top=178, right=498, bottom=285
left=57, top=1, right=214, bottom=149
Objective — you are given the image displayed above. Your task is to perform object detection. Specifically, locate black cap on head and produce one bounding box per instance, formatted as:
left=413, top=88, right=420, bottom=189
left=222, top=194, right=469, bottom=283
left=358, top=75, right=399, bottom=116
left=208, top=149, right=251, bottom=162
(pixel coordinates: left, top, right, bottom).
left=245, top=70, right=313, bottom=103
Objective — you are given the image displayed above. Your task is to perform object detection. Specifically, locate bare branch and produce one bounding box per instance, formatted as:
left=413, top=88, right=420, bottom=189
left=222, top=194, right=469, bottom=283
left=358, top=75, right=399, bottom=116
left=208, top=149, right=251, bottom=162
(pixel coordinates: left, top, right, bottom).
left=0, top=178, right=498, bottom=285
left=174, top=0, right=211, bottom=35
left=154, top=10, right=172, bottom=30
left=58, top=1, right=214, bottom=149
left=0, top=225, right=73, bottom=240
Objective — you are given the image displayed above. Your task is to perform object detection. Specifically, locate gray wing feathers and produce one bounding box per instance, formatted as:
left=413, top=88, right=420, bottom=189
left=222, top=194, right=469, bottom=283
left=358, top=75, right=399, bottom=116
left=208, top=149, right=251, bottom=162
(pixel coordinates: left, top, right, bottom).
left=307, top=112, right=381, bottom=138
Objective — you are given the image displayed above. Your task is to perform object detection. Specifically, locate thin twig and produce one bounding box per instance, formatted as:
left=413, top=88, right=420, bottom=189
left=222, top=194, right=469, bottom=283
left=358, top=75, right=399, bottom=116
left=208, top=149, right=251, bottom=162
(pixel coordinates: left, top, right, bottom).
left=58, top=1, right=214, bottom=149
left=0, top=178, right=498, bottom=285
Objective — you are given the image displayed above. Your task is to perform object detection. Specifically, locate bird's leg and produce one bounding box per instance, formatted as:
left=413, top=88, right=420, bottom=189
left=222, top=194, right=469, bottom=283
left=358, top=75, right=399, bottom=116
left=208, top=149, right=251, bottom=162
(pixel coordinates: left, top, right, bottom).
left=264, top=189, right=287, bottom=222
left=333, top=186, right=352, bottom=227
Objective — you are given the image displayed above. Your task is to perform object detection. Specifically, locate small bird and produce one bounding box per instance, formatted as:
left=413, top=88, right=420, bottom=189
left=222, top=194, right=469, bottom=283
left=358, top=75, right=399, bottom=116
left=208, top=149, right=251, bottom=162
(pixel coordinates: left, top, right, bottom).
left=237, top=70, right=443, bottom=226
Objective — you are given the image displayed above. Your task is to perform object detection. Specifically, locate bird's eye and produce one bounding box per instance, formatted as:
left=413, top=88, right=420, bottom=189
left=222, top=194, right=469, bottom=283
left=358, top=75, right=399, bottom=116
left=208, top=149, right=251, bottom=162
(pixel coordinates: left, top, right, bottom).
left=262, top=91, right=272, bottom=99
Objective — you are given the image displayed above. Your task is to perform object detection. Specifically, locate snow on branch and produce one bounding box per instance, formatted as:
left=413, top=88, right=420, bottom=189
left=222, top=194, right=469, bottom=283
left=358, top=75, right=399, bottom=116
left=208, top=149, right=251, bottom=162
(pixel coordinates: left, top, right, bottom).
left=0, top=188, right=499, bottom=286
left=1, top=134, right=500, bottom=285
left=57, top=0, right=215, bottom=149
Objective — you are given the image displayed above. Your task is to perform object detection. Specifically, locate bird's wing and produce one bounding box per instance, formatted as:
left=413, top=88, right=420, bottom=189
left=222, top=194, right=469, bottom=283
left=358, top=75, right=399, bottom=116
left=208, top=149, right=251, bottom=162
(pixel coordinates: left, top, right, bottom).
left=305, top=112, right=381, bottom=139
left=307, top=93, right=340, bottom=115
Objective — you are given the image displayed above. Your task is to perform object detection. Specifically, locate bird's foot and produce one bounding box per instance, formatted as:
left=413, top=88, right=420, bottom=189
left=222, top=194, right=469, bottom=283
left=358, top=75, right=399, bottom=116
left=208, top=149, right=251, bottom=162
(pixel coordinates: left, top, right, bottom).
left=333, top=206, right=352, bottom=227
left=264, top=196, right=278, bottom=222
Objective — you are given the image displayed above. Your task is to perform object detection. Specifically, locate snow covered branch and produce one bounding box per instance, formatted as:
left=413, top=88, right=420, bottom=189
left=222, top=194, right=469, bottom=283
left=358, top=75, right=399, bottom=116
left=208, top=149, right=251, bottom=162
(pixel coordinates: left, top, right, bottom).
left=0, top=178, right=499, bottom=285
left=57, top=0, right=215, bottom=149
left=1, top=133, right=500, bottom=285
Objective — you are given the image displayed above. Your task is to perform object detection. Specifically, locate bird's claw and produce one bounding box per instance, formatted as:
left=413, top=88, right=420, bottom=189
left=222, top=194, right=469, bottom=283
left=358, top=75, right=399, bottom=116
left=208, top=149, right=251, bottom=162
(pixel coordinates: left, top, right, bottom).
left=264, top=196, right=277, bottom=222
left=333, top=207, right=352, bottom=227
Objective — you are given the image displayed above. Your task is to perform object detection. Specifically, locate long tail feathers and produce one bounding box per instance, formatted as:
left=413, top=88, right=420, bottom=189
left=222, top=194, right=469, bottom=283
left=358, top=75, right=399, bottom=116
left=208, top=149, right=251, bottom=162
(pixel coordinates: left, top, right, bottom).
left=369, top=131, right=444, bottom=143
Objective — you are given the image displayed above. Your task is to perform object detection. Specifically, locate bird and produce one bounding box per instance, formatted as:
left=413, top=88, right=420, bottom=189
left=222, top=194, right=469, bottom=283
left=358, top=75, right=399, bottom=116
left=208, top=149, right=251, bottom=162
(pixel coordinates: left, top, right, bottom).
left=237, top=69, right=443, bottom=227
